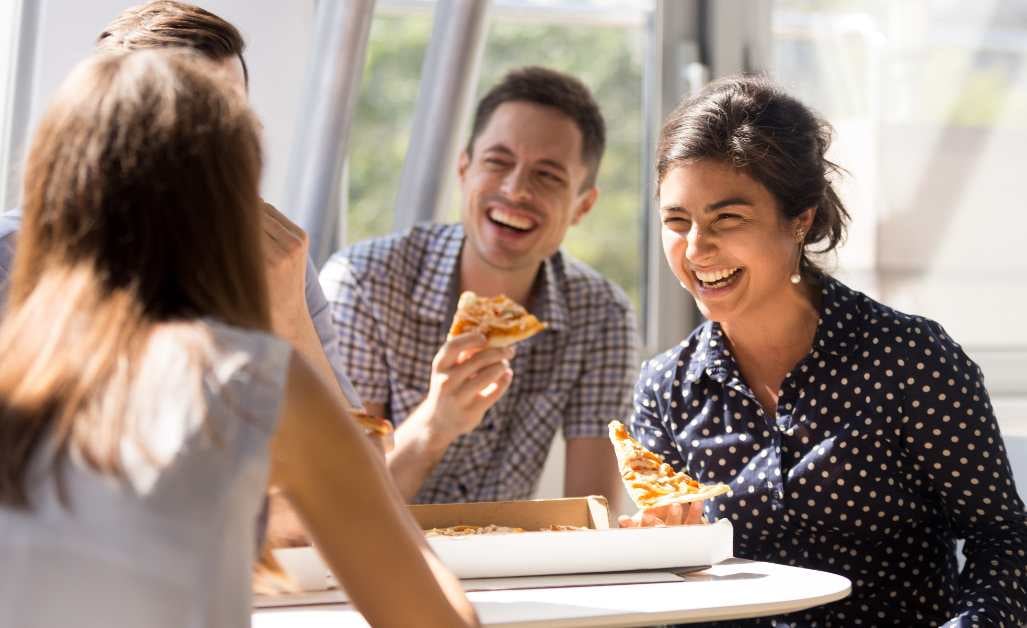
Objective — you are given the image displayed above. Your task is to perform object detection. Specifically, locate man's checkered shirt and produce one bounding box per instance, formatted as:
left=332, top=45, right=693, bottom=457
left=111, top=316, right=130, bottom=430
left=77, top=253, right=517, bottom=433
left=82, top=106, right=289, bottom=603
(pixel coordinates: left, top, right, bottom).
left=320, top=223, right=639, bottom=503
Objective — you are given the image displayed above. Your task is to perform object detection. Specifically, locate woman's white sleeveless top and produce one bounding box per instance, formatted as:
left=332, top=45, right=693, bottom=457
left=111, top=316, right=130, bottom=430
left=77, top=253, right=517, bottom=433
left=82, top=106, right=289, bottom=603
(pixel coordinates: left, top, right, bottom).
left=0, top=320, right=291, bottom=628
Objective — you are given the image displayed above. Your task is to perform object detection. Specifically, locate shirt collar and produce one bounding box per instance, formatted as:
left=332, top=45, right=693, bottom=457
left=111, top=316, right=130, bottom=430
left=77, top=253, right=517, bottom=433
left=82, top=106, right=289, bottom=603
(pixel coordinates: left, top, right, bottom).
left=529, top=253, right=568, bottom=333
left=409, top=223, right=568, bottom=334
left=684, top=274, right=863, bottom=383
left=684, top=322, right=733, bottom=384
left=811, top=274, right=864, bottom=357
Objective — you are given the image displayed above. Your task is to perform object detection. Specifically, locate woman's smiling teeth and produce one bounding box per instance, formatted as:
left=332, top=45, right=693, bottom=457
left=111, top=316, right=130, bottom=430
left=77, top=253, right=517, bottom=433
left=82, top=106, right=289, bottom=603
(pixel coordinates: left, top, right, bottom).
left=694, top=267, right=742, bottom=288
left=488, top=207, right=536, bottom=232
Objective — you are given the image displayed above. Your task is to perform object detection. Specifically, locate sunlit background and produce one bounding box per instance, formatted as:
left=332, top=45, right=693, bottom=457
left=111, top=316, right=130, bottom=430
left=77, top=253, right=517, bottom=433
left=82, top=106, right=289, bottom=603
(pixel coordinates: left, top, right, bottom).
left=0, top=0, right=1023, bottom=499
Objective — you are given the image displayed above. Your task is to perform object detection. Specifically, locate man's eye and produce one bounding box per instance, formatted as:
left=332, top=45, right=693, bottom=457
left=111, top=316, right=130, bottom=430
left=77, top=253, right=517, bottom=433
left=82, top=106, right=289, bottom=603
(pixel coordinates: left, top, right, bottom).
left=538, top=171, right=563, bottom=184
left=717, top=213, right=741, bottom=223
left=484, top=158, right=509, bottom=167
left=663, top=217, right=690, bottom=228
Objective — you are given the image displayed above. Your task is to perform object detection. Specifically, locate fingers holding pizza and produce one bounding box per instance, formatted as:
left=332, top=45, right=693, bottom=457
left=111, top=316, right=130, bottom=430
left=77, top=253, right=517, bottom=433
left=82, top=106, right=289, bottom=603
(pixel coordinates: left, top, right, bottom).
left=406, top=293, right=545, bottom=455
left=617, top=501, right=705, bottom=528
left=419, top=332, right=515, bottom=443
left=609, top=420, right=730, bottom=528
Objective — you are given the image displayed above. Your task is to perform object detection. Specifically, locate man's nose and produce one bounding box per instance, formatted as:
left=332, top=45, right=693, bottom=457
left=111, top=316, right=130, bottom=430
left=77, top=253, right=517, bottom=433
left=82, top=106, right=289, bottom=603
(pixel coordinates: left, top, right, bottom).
left=500, top=165, right=532, bottom=202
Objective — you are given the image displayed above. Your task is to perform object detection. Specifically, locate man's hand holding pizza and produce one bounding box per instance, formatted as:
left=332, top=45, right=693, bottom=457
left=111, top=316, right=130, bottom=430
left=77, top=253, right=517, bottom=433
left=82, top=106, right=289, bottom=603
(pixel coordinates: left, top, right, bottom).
left=409, top=332, right=514, bottom=448
left=387, top=332, right=514, bottom=500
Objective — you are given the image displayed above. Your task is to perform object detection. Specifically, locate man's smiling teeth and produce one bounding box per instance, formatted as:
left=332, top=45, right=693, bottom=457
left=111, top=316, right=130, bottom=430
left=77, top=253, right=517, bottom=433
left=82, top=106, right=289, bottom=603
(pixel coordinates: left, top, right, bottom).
left=489, top=207, right=535, bottom=231
left=695, top=267, right=741, bottom=283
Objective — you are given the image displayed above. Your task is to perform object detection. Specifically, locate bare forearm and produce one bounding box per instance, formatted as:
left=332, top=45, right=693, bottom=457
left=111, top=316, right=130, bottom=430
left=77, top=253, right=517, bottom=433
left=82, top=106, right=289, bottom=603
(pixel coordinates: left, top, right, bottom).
left=386, top=409, right=452, bottom=501
left=275, top=358, right=478, bottom=627
left=301, top=450, right=475, bottom=627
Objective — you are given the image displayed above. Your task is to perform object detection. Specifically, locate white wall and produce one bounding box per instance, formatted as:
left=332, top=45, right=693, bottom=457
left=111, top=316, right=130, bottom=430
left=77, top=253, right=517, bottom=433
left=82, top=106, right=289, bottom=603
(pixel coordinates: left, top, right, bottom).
left=14, top=0, right=314, bottom=211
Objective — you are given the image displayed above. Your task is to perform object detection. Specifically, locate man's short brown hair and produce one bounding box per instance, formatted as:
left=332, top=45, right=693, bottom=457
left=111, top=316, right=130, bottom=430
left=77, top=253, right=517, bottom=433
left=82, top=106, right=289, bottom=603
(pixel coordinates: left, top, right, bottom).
left=466, top=66, right=606, bottom=189
left=96, top=1, right=247, bottom=84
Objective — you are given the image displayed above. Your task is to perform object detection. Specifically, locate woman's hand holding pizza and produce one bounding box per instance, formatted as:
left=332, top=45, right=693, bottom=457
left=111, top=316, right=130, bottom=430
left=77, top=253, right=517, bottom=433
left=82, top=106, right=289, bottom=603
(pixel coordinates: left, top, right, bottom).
left=618, top=501, right=705, bottom=528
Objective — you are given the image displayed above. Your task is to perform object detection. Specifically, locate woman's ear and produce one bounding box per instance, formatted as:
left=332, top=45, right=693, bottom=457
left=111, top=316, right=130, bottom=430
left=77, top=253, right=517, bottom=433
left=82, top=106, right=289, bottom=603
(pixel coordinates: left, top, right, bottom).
left=795, top=207, right=817, bottom=236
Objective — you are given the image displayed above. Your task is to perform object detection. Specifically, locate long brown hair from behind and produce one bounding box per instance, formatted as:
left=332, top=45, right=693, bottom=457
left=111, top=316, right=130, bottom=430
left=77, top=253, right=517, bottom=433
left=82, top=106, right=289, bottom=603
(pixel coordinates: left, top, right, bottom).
left=0, top=49, right=268, bottom=507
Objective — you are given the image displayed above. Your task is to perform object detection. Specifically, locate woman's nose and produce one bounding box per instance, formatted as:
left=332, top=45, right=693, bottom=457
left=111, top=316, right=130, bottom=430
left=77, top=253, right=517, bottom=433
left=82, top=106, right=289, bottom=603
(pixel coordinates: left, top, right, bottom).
left=685, top=224, right=716, bottom=263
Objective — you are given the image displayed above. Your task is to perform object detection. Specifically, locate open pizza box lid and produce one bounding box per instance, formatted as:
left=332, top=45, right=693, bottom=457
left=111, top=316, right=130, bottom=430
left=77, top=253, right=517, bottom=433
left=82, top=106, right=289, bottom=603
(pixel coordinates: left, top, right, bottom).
left=273, top=496, right=733, bottom=591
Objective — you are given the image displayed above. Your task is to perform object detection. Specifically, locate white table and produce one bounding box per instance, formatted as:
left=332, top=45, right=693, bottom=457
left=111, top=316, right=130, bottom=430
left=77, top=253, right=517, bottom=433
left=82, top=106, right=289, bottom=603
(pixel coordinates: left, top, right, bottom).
left=253, top=558, right=851, bottom=627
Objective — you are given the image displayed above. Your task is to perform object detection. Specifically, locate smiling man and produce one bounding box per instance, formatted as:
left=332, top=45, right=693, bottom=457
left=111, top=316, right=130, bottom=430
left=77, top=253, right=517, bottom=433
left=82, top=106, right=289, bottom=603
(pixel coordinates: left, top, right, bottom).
left=320, top=67, right=638, bottom=505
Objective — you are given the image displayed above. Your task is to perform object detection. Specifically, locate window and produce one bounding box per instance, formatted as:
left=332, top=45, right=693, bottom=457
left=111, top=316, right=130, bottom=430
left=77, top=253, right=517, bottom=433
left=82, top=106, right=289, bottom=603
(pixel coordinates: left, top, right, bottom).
left=0, top=0, right=22, bottom=208
left=346, top=8, right=434, bottom=244
left=772, top=0, right=1027, bottom=397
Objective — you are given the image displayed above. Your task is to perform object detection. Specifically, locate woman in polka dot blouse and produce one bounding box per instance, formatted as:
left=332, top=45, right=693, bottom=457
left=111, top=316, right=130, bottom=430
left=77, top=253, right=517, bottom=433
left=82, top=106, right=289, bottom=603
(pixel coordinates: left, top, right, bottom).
left=628, top=75, right=1027, bottom=626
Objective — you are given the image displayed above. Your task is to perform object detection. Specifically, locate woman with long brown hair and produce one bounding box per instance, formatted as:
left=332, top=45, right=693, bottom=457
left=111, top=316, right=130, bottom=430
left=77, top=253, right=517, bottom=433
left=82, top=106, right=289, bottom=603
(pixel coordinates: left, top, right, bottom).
left=0, top=49, right=477, bottom=628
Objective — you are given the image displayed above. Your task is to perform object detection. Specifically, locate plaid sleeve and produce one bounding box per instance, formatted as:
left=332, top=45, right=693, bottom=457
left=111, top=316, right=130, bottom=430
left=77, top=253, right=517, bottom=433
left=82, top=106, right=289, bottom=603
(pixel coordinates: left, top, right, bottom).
left=562, top=297, right=640, bottom=440
left=318, top=252, right=391, bottom=405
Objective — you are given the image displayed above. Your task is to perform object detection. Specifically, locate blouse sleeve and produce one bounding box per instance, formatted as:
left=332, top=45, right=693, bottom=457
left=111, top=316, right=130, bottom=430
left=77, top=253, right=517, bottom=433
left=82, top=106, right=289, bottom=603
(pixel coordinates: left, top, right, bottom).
left=627, top=350, right=682, bottom=462
left=900, top=320, right=1027, bottom=627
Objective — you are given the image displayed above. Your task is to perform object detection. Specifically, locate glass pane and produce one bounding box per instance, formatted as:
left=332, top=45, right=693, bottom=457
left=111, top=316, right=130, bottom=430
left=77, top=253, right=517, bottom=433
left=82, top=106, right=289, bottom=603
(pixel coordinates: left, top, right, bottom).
left=346, top=10, right=433, bottom=244
left=0, top=0, right=20, bottom=207
left=772, top=0, right=1027, bottom=352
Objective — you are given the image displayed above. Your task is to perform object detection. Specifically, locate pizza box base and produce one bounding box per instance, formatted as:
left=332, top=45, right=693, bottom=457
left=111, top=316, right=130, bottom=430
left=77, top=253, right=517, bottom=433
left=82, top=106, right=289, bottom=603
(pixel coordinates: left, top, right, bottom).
left=273, top=496, right=733, bottom=590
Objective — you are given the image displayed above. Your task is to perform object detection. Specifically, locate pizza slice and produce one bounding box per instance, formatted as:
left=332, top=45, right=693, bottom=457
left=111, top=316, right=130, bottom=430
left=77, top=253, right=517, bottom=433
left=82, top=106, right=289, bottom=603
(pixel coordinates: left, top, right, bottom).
left=608, top=420, right=730, bottom=509
left=351, top=410, right=393, bottom=437
left=449, top=291, right=547, bottom=348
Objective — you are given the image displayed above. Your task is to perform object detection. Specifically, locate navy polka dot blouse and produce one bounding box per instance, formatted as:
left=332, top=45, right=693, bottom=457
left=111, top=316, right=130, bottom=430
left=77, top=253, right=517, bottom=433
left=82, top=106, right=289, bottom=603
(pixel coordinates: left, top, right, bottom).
left=630, top=276, right=1027, bottom=626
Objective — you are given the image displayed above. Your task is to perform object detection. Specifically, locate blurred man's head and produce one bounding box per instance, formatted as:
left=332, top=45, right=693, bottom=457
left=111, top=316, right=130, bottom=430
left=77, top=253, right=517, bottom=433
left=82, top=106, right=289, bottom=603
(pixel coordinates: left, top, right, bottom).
left=96, top=1, right=247, bottom=91
left=458, top=67, right=606, bottom=275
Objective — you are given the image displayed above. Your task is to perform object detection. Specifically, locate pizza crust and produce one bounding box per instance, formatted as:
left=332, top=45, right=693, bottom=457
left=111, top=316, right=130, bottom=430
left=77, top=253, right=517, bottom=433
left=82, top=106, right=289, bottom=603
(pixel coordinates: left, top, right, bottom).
left=449, top=291, right=547, bottom=348
left=609, top=420, right=730, bottom=509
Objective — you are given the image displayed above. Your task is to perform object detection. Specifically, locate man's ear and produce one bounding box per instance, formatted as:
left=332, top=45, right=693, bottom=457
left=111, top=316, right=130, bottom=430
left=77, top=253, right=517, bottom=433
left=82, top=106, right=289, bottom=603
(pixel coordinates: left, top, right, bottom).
left=457, top=151, right=470, bottom=184
left=570, top=186, right=599, bottom=226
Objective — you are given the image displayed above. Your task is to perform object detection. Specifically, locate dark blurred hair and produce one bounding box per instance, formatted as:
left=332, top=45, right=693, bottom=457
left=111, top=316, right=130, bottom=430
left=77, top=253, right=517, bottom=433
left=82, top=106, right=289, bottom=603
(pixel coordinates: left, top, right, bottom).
left=467, top=66, right=606, bottom=190
left=656, top=75, right=850, bottom=274
left=96, top=0, right=248, bottom=84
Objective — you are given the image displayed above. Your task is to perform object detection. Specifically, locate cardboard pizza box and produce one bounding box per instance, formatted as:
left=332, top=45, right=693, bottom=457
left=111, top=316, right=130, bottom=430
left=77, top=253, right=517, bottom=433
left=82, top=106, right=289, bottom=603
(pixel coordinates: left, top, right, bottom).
left=273, top=496, right=733, bottom=590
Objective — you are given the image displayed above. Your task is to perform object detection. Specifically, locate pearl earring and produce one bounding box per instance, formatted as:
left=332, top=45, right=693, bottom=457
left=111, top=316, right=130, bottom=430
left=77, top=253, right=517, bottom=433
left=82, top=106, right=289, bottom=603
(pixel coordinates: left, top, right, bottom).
left=790, top=229, right=806, bottom=285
